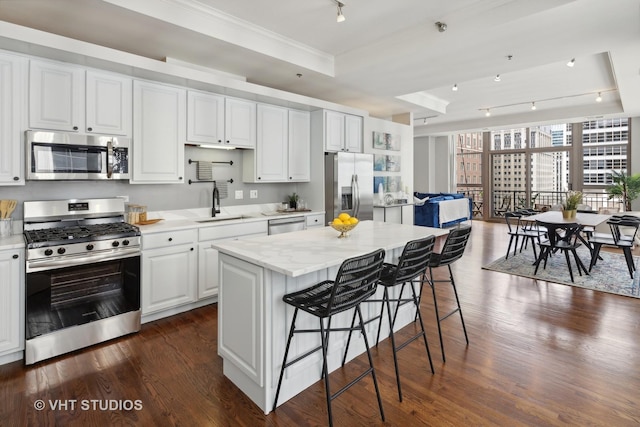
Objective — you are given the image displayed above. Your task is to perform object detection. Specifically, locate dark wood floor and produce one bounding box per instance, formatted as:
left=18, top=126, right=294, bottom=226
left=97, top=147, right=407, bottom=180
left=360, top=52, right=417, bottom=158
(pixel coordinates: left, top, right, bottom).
left=3, top=220, right=640, bottom=426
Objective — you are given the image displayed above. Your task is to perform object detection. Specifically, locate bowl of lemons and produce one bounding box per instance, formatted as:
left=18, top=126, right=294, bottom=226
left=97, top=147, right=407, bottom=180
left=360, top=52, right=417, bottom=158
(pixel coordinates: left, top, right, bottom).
left=330, top=213, right=359, bottom=238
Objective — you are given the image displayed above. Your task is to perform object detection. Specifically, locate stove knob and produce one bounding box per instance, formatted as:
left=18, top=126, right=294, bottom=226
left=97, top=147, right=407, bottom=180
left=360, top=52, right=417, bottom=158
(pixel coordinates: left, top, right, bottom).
left=57, top=248, right=66, bottom=255
left=44, top=249, right=53, bottom=256
left=122, top=240, right=130, bottom=246
left=86, top=244, right=94, bottom=250
left=112, top=241, right=120, bottom=247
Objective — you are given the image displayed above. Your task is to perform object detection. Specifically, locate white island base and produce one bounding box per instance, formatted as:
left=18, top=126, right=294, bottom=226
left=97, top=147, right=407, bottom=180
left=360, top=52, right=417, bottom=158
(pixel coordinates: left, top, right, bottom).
left=214, top=221, right=449, bottom=414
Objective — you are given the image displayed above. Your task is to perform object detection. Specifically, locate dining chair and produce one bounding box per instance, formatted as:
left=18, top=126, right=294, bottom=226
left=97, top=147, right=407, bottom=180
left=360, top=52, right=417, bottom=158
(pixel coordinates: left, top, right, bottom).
left=272, top=248, right=386, bottom=427
left=534, top=220, right=589, bottom=283
left=505, top=211, right=543, bottom=259
left=588, top=215, right=640, bottom=278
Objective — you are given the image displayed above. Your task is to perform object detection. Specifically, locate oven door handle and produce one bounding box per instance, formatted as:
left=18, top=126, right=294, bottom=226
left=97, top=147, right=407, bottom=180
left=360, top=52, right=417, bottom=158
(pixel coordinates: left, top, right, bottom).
left=106, top=139, right=114, bottom=179
left=26, top=248, right=140, bottom=273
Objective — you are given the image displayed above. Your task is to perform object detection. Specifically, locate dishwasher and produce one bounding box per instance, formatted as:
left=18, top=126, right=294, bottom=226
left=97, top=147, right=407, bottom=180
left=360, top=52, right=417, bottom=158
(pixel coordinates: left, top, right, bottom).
left=268, top=216, right=306, bottom=235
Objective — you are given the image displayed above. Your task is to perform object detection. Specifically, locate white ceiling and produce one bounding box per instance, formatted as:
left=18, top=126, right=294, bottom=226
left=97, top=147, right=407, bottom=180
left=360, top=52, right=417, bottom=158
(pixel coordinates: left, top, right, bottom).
left=1, top=0, right=639, bottom=135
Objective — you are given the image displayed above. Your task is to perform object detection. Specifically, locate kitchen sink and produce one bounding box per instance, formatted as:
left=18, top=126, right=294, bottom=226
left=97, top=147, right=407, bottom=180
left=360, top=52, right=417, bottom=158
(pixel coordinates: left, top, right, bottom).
left=195, top=215, right=244, bottom=223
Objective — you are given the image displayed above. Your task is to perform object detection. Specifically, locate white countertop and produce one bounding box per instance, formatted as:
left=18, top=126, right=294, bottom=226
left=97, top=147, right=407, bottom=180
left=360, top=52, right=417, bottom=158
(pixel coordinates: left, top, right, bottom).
left=135, top=204, right=323, bottom=234
left=0, top=234, right=25, bottom=250
left=212, top=220, right=448, bottom=277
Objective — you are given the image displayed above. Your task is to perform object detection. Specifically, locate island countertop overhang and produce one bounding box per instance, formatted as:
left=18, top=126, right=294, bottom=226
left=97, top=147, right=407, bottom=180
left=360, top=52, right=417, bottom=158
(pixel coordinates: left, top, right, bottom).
left=212, top=221, right=449, bottom=277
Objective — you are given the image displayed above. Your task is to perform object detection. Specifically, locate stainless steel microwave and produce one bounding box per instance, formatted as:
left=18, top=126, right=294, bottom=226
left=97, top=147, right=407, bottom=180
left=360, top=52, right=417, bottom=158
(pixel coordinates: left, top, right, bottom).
left=26, top=130, right=130, bottom=180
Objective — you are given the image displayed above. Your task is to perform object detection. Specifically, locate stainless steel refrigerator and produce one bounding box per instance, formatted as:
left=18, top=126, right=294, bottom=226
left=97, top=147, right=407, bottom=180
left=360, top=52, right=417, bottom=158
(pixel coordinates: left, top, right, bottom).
left=324, top=152, right=374, bottom=225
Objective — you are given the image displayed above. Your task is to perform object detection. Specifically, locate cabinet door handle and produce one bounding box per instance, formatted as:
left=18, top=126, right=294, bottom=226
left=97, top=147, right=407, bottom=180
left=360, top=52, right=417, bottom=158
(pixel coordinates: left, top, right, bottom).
left=190, top=248, right=194, bottom=251
left=13, top=176, right=19, bottom=181
left=73, top=126, right=78, bottom=131
left=87, top=127, right=93, bottom=132
left=168, top=237, right=173, bottom=242
left=12, top=254, right=19, bottom=259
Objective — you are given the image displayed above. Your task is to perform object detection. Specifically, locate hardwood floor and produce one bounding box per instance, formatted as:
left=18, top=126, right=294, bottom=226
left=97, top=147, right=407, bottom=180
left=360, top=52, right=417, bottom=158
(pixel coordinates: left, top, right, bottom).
left=2, top=220, right=640, bottom=426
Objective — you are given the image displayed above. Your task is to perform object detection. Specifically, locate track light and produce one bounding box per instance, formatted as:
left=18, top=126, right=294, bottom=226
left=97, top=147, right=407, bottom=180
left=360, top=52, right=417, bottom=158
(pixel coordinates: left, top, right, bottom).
left=596, top=92, right=602, bottom=102
left=485, top=109, right=491, bottom=117
left=452, top=84, right=458, bottom=91
left=436, top=21, right=447, bottom=32
left=531, top=102, right=536, bottom=110
left=336, top=2, right=345, bottom=22
left=494, top=74, right=501, bottom=82
left=567, top=58, right=575, bottom=67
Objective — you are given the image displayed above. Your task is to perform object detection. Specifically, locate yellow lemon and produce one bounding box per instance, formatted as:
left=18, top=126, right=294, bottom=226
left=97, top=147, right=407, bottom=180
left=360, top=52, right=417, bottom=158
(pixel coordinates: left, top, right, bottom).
left=338, top=212, right=351, bottom=222
left=349, top=217, right=359, bottom=225
left=332, top=218, right=343, bottom=225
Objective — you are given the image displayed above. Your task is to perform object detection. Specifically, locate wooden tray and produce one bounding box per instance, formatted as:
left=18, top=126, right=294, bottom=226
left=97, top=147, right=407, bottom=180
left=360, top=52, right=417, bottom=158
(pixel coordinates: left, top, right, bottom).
left=136, top=219, right=163, bottom=225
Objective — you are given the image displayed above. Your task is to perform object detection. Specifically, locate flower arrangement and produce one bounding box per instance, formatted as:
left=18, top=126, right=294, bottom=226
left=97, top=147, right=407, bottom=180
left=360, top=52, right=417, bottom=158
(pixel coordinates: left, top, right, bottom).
left=562, top=191, right=583, bottom=211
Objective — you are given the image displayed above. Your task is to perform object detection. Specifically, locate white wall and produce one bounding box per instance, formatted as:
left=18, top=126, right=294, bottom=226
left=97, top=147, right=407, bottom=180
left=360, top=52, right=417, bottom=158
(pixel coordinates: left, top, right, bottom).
left=413, top=134, right=454, bottom=194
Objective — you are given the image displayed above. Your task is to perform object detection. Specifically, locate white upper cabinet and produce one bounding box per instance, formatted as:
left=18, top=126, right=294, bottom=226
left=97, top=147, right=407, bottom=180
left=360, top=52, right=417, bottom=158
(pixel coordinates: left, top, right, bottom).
left=344, top=114, right=363, bottom=152
left=29, top=59, right=132, bottom=136
left=224, top=97, right=256, bottom=148
left=131, top=80, right=185, bottom=184
left=324, top=110, right=363, bottom=153
left=288, top=110, right=311, bottom=181
left=244, top=106, right=310, bottom=183
left=186, top=90, right=224, bottom=145
left=29, top=59, right=84, bottom=132
left=255, top=104, right=288, bottom=182
left=0, top=52, right=27, bottom=186
left=85, top=70, right=132, bottom=136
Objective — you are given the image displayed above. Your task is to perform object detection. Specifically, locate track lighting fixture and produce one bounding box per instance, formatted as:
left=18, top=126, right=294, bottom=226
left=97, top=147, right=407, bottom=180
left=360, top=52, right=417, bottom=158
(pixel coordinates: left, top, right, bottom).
left=596, top=92, right=602, bottom=102
left=436, top=21, right=447, bottom=32
left=531, top=102, right=536, bottom=110
left=494, top=74, right=501, bottom=82
left=485, top=109, right=491, bottom=117
left=567, top=58, right=575, bottom=67
left=452, top=84, right=458, bottom=91
left=336, top=2, right=345, bottom=22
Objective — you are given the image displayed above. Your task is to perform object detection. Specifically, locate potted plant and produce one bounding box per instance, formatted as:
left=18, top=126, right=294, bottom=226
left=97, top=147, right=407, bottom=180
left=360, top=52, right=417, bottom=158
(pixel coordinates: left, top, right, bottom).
left=287, top=193, right=299, bottom=210
left=606, top=170, right=640, bottom=212
left=562, top=190, right=582, bottom=219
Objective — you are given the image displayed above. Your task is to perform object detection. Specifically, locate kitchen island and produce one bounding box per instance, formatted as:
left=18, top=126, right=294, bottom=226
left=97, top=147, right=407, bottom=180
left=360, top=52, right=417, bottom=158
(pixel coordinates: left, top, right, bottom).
left=212, top=220, right=449, bottom=414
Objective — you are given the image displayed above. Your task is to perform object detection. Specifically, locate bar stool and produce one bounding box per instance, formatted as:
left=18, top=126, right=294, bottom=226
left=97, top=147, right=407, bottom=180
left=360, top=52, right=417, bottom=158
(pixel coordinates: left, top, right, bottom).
left=342, top=235, right=436, bottom=402
left=425, top=225, right=472, bottom=362
left=272, top=248, right=386, bottom=427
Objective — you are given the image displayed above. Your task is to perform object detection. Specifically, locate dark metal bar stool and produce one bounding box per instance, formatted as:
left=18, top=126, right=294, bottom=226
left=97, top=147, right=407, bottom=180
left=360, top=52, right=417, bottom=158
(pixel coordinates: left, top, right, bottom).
left=425, top=225, right=472, bottom=362
left=272, top=248, right=386, bottom=427
left=342, top=235, right=436, bottom=401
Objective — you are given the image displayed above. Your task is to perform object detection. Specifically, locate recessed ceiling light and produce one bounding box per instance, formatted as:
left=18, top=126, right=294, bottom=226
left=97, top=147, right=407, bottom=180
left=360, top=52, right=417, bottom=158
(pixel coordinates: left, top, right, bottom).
left=494, top=74, right=501, bottom=82
left=567, top=58, right=575, bottom=67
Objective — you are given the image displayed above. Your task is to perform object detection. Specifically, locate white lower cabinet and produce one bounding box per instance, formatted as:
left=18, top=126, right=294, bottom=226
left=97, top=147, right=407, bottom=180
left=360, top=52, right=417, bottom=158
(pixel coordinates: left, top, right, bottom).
left=198, top=221, right=268, bottom=300
left=142, top=229, right=197, bottom=315
left=0, top=248, right=24, bottom=360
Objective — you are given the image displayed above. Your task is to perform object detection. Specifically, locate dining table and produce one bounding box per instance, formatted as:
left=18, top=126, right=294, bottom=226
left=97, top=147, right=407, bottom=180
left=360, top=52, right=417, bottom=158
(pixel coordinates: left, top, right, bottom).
left=520, top=210, right=611, bottom=228
left=519, top=210, right=611, bottom=265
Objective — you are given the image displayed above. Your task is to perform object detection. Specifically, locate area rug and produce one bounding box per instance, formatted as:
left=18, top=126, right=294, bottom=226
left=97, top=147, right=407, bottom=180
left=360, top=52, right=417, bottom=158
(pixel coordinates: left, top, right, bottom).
left=482, top=246, right=640, bottom=298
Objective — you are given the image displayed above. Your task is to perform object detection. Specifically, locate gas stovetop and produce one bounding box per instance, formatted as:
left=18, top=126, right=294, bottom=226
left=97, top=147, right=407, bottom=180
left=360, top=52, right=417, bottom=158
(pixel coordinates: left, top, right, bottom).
left=23, top=198, right=142, bottom=270
left=24, top=222, right=140, bottom=248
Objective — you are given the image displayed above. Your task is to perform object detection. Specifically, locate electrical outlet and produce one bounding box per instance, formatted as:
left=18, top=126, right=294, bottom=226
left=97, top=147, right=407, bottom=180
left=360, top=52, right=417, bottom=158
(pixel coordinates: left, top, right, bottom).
left=235, top=190, right=244, bottom=200
left=250, top=190, right=258, bottom=199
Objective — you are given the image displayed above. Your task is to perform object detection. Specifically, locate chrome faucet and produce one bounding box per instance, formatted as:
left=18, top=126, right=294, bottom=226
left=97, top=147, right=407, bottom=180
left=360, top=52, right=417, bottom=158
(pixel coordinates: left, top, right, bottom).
left=212, top=181, right=221, bottom=217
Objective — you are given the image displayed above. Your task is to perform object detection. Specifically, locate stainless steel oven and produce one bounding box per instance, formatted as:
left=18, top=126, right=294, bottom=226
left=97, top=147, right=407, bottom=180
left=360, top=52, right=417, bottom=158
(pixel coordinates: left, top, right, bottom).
left=26, top=130, right=130, bottom=180
left=23, top=198, right=141, bottom=365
